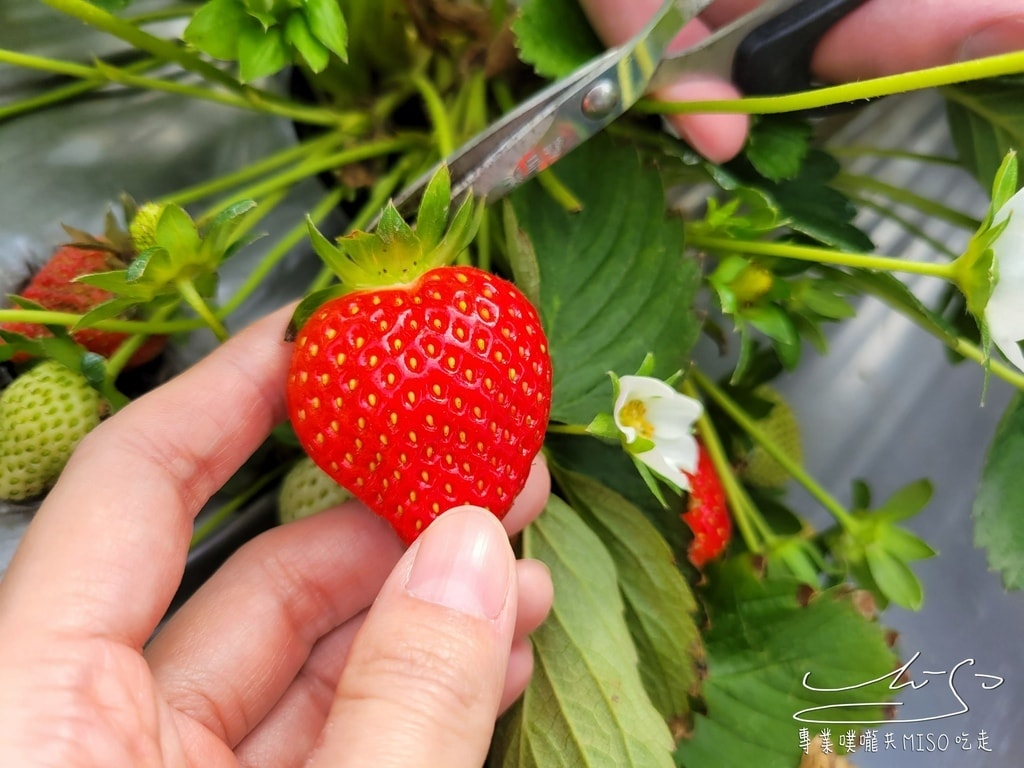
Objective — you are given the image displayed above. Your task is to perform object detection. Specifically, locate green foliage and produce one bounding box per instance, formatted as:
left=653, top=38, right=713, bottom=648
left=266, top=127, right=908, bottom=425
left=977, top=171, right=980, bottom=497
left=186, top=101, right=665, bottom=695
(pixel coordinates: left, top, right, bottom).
left=512, top=0, right=604, bottom=79
left=184, top=0, right=348, bottom=81
left=553, top=469, right=702, bottom=719
left=676, top=558, right=898, bottom=768
left=829, top=480, right=937, bottom=610
left=490, top=496, right=675, bottom=768
left=744, top=117, right=813, bottom=183
left=509, top=135, right=702, bottom=426
left=974, top=392, right=1024, bottom=589
left=944, top=76, right=1024, bottom=194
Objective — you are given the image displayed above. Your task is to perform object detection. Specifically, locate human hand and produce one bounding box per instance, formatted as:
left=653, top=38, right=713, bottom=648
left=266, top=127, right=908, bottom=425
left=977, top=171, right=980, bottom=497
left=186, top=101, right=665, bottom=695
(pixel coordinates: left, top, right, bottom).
left=0, top=305, right=553, bottom=768
left=579, top=0, right=1024, bottom=162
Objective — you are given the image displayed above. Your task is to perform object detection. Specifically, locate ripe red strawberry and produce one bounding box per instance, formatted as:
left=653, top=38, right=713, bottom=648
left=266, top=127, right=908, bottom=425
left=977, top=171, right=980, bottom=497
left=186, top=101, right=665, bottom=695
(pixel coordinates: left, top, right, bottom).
left=682, top=442, right=731, bottom=568
left=2, top=241, right=165, bottom=367
left=287, top=264, right=551, bottom=543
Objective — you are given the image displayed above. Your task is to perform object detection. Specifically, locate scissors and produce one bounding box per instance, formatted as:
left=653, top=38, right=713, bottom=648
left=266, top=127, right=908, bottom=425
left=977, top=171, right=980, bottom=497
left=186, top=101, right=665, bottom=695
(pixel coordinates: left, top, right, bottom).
left=390, top=0, right=868, bottom=216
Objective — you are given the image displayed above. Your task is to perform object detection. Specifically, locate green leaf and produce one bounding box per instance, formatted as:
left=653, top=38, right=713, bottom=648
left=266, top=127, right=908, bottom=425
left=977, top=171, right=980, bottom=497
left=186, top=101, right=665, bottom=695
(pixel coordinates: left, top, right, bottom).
left=304, top=0, right=349, bottom=60
left=676, top=558, right=897, bottom=768
left=973, top=391, right=1024, bottom=589
left=744, top=117, right=813, bottom=183
left=553, top=469, right=702, bottom=719
left=285, top=12, right=330, bottom=73
left=238, top=23, right=291, bottom=82
left=943, top=77, right=1024, bottom=194
left=510, top=135, right=702, bottom=425
left=872, top=478, right=933, bottom=522
left=865, top=545, right=924, bottom=610
left=183, top=0, right=248, bottom=60
left=512, top=0, right=604, bottom=79
left=414, top=165, right=452, bottom=252
left=490, top=496, right=675, bottom=768
left=503, top=200, right=542, bottom=310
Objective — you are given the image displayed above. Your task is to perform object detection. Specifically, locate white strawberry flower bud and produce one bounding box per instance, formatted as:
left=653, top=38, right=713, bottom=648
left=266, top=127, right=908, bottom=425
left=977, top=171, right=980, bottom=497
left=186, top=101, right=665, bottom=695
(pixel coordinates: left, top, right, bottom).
left=612, top=375, right=703, bottom=492
left=985, top=185, right=1024, bottom=373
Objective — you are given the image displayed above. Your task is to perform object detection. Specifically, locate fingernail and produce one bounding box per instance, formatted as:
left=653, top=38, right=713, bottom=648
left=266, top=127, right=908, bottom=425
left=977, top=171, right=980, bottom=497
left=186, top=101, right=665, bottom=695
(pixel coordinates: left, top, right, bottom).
left=959, top=18, right=1024, bottom=61
left=405, top=508, right=511, bottom=620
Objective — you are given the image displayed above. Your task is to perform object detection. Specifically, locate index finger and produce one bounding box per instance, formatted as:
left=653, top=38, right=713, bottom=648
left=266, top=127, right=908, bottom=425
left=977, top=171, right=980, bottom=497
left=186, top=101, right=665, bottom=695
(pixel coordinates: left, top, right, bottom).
left=0, top=305, right=295, bottom=647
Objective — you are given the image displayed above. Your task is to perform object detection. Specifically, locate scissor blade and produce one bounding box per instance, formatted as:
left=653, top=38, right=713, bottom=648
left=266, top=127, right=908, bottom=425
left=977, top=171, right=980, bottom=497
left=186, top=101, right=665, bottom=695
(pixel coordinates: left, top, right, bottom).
left=391, top=0, right=714, bottom=216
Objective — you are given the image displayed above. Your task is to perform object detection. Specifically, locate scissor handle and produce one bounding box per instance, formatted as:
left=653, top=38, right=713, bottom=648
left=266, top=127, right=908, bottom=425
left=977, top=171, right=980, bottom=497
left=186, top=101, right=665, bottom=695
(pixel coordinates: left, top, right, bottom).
left=732, top=0, right=870, bottom=96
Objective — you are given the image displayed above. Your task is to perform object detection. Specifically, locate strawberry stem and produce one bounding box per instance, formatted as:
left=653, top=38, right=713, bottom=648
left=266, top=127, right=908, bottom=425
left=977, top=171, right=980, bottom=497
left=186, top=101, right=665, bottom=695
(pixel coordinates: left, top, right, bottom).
left=635, top=50, right=1024, bottom=116
left=190, top=466, right=288, bottom=549
left=160, top=130, right=347, bottom=208
left=681, top=377, right=771, bottom=553
left=690, top=368, right=859, bottom=533
left=411, top=72, right=456, bottom=157
left=176, top=278, right=229, bottom=342
left=686, top=234, right=958, bottom=281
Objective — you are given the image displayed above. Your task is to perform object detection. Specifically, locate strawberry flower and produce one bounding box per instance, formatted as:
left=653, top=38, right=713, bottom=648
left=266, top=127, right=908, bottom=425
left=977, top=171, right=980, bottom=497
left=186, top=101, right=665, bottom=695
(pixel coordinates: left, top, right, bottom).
left=984, top=185, right=1024, bottom=372
left=612, top=375, right=703, bottom=492
left=954, top=152, right=1024, bottom=373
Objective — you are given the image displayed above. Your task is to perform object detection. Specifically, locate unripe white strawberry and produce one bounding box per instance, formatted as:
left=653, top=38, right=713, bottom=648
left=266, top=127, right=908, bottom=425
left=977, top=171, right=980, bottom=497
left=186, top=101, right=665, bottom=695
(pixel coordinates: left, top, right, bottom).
left=277, top=455, right=353, bottom=523
left=0, top=360, right=105, bottom=501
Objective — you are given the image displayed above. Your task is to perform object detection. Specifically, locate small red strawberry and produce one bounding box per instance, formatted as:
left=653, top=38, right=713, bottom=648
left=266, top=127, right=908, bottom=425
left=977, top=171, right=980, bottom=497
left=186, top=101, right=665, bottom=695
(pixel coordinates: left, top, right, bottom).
left=2, top=237, right=165, bottom=368
left=682, top=442, right=731, bottom=568
left=286, top=170, right=552, bottom=543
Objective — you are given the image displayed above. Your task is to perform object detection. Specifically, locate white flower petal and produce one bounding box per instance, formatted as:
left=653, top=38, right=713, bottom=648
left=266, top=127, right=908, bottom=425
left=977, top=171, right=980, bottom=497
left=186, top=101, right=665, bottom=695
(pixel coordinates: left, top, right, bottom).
left=988, top=187, right=1024, bottom=373
left=612, top=374, right=703, bottom=492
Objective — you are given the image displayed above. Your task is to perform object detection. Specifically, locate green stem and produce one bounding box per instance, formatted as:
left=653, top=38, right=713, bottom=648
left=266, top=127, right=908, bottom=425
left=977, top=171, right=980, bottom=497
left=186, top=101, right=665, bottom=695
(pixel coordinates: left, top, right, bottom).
left=687, top=233, right=958, bottom=280
left=161, top=131, right=344, bottom=207
left=537, top=170, right=584, bottom=213
left=176, top=278, right=229, bottom=342
left=38, top=0, right=243, bottom=93
left=219, top=186, right=346, bottom=318
left=201, top=136, right=421, bottom=217
left=0, top=309, right=202, bottom=334
left=690, top=368, right=858, bottom=532
left=834, top=171, right=981, bottom=231
left=104, top=300, right=180, bottom=382
left=126, top=4, right=198, bottom=26
left=190, top=467, right=286, bottom=549
left=0, top=55, right=160, bottom=122
left=682, top=378, right=768, bottom=552
left=636, top=50, right=1024, bottom=115
left=952, top=339, right=1024, bottom=391
left=546, top=423, right=592, bottom=436
left=411, top=73, right=456, bottom=156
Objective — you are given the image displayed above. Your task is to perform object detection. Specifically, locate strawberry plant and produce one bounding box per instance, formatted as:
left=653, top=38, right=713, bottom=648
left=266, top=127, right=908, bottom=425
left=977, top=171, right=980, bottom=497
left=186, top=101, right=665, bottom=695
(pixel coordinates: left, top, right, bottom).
left=4, top=0, right=1024, bottom=766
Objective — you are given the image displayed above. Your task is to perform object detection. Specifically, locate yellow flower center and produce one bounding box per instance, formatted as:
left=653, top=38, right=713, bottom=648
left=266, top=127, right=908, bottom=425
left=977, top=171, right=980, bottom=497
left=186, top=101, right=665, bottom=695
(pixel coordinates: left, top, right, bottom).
left=620, top=399, right=655, bottom=440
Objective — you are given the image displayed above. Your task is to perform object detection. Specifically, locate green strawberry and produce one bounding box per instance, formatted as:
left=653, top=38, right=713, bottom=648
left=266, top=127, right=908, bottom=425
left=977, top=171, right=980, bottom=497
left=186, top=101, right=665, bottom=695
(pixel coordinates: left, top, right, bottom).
left=0, top=360, right=106, bottom=501
left=278, top=455, right=354, bottom=523
left=740, top=385, right=802, bottom=488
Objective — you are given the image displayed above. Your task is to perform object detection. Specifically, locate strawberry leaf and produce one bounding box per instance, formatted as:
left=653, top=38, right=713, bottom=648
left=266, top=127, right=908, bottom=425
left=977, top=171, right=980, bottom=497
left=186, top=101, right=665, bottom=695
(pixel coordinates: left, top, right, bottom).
left=303, top=0, right=348, bottom=61
left=513, top=0, right=603, bottom=79
left=285, top=14, right=330, bottom=73
left=184, top=0, right=249, bottom=60
left=943, top=76, right=1024, bottom=194
left=491, top=495, right=675, bottom=767
left=238, top=23, right=290, bottom=82
left=973, top=392, right=1024, bottom=589
left=676, top=558, right=897, bottom=768
left=510, top=135, right=701, bottom=426
left=553, top=468, right=702, bottom=720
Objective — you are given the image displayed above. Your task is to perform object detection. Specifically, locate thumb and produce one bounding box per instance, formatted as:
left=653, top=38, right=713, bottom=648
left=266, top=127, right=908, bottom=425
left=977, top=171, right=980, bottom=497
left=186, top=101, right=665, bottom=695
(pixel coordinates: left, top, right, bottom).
left=310, top=506, right=518, bottom=768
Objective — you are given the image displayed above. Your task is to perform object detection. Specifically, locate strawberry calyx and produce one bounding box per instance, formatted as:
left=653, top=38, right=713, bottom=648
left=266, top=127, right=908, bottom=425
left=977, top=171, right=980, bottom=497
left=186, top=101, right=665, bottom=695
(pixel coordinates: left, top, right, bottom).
left=287, top=165, right=483, bottom=338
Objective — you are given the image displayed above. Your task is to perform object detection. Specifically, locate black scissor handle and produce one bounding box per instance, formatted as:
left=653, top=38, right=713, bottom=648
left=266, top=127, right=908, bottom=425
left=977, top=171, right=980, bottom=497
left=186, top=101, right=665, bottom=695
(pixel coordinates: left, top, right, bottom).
left=733, top=0, right=871, bottom=96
